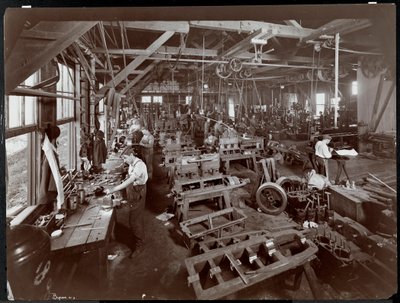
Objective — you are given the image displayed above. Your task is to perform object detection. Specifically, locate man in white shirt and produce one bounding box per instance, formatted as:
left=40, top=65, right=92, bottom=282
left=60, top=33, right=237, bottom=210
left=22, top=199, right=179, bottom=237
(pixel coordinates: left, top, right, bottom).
left=105, top=153, right=148, bottom=258
left=140, top=128, right=155, bottom=180
left=314, top=134, right=333, bottom=178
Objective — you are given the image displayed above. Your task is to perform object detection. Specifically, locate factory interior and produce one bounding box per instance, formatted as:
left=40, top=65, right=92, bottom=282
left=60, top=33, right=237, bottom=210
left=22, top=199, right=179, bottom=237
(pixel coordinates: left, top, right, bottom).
left=3, top=4, right=397, bottom=301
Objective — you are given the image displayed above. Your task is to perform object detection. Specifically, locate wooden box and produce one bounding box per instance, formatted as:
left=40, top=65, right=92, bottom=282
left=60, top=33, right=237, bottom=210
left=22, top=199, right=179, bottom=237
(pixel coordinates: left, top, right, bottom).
left=180, top=207, right=247, bottom=248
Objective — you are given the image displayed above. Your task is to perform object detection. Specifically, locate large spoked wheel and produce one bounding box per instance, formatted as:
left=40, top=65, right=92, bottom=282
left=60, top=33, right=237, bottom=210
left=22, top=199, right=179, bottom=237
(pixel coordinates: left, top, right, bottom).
left=256, top=182, right=287, bottom=215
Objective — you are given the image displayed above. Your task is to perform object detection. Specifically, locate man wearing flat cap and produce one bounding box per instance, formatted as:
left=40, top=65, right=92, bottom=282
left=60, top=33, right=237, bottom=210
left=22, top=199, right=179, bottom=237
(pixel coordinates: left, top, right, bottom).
left=314, top=134, right=333, bottom=178
left=105, top=153, right=148, bottom=258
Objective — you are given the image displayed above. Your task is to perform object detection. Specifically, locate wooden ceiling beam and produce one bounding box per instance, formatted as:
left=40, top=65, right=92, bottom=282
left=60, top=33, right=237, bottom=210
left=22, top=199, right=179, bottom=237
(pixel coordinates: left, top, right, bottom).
left=237, top=51, right=329, bottom=64
left=92, top=45, right=218, bottom=57
left=6, top=21, right=98, bottom=94
left=104, top=21, right=189, bottom=34
left=20, top=29, right=63, bottom=40
left=96, top=69, right=144, bottom=74
left=298, top=19, right=372, bottom=46
left=220, top=28, right=274, bottom=58
left=284, top=20, right=303, bottom=29
left=189, top=21, right=314, bottom=39
left=97, top=31, right=175, bottom=97
left=120, top=60, right=160, bottom=95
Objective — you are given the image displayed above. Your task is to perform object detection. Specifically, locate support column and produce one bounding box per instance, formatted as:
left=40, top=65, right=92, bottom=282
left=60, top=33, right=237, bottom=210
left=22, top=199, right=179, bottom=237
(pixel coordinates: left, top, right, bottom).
left=89, top=58, right=96, bottom=133
left=334, top=32, right=340, bottom=128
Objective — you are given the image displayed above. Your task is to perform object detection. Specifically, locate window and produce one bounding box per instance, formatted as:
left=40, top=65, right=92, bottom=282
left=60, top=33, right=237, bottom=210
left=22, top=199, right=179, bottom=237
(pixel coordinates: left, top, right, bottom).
left=6, top=134, right=29, bottom=210
left=6, top=73, right=39, bottom=129
left=228, top=97, right=235, bottom=119
left=141, top=96, right=151, bottom=103
left=57, top=122, right=77, bottom=171
left=56, top=63, right=74, bottom=120
left=352, top=81, right=358, bottom=95
left=316, top=93, right=325, bottom=115
left=153, top=96, right=163, bottom=104
left=185, top=96, right=192, bottom=105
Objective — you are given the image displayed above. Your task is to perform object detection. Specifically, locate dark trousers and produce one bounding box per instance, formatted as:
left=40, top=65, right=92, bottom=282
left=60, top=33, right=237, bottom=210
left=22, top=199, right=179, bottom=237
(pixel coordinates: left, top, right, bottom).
left=126, top=183, right=146, bottom=248
left=315, top=156, right=327, bottom=177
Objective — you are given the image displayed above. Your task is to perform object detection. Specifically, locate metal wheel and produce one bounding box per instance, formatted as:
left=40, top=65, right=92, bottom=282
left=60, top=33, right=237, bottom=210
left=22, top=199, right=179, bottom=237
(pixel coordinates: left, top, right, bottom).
left=256, top=182, right=287, bottom=215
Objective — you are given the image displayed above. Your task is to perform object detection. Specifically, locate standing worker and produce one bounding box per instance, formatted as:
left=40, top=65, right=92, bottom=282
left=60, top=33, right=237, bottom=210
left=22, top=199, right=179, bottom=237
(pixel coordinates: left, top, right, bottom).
left=140, top=128, right=155, bottom=181
left=314, top=134, right=333, bottom=178
left=92, top=130, right=108, bottom=173
left=105, top=153, right=148, bottom=258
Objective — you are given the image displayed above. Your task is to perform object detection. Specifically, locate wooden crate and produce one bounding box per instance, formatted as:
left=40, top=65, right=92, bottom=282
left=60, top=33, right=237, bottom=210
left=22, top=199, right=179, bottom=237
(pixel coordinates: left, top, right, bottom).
left=184, top=229, right=318, bottom=300
left=180, top=207, right=247, bottom=248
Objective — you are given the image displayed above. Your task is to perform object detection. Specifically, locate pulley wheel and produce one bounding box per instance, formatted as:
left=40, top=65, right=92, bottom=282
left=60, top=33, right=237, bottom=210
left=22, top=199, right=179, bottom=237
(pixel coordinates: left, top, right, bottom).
left=256, top=182, right=287, bottom=215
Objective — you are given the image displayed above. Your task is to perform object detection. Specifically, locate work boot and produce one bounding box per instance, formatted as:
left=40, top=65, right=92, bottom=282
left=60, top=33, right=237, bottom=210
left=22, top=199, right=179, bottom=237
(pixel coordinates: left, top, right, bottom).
left=129, top=245, right=145, bottom=259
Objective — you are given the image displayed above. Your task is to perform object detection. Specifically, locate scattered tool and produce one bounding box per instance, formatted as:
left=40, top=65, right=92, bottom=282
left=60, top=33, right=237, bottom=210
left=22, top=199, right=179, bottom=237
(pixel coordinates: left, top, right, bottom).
left=62, top=222, right=92, bottom=229
left=80, top=227, right=104, bottom=231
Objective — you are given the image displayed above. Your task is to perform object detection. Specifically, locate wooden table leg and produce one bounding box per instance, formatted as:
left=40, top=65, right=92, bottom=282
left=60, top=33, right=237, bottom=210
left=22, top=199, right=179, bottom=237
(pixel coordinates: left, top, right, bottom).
left=223, top=191, right=232, bottom=208
left=98, top=246, right=108, bottom=292
left=303, top=261, right=328, bottom=299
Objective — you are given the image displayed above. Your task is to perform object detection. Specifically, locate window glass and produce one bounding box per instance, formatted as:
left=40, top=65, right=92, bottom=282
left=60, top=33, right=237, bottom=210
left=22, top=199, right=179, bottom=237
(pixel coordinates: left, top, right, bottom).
left=185, top=96, right=192, bottom=105
left=352, top=81, right=358, bottom=95
left=24, top=96, right=36, bottom=125
left=8, top=96, right=23, bottom=128
left=316, top=93, right=325, bottom=115
left=57, top=123, right=70, bottom=170
left=56, top=63, right=74, bottom=120
left=228, top=97, right=235, bottom=119
left=153, top=96, right=163, bottom=104
left=141, top=96, right=151, bottom=103
left=6, top=134, right=29, bottom=209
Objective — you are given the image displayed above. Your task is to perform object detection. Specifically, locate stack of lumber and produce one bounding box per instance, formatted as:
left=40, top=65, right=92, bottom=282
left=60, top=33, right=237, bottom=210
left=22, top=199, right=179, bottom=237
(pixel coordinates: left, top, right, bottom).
left=359, top=172, right=397, bottom=207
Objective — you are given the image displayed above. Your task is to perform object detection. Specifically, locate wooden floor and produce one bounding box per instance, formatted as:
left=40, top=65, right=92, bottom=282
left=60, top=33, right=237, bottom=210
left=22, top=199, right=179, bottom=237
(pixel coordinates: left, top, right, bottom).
left=59, top=145, right=397, bottom=300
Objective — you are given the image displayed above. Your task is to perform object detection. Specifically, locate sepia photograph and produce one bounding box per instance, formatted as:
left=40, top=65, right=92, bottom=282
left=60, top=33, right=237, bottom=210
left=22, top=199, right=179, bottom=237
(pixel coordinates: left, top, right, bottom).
left=2, top=3, right=397, bottom=301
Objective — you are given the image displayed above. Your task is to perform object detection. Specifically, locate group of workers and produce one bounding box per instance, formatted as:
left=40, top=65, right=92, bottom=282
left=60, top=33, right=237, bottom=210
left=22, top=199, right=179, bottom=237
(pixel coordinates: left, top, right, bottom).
left=39, top=110, right=350, bottom=261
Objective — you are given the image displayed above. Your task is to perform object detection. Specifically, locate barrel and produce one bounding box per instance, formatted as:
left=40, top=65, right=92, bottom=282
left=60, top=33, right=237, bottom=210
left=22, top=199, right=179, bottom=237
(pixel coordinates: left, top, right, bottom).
left=7, top=224, right=52, bottom=300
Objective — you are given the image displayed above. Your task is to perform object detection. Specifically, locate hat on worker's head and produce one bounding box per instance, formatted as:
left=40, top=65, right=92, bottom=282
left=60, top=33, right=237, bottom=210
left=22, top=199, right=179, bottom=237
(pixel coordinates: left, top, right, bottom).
left=323, top=134, right=332, bottom=140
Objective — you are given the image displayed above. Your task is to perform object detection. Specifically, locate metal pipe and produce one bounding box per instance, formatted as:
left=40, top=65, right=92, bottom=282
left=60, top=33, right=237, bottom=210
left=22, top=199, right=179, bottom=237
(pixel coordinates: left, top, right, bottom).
left=10, top=87, right=79, bottom=101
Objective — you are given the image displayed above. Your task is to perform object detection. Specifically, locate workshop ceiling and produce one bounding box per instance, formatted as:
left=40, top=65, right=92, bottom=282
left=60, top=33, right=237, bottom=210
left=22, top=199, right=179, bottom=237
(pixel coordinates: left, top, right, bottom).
left=4, top=6, right=396, bottom=97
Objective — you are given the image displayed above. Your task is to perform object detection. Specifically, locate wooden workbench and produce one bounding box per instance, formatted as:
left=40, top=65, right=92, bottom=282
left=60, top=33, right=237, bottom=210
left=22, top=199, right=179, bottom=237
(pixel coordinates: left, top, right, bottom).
left=50, top=193, right=115, bottom=293
left=328, top=185, right=376, bottom=225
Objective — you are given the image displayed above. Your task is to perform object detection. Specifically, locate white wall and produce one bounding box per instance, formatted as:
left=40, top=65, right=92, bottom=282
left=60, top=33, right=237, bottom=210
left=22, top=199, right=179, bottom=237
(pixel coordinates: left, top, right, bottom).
left=357, top=68, right=396, bottom=133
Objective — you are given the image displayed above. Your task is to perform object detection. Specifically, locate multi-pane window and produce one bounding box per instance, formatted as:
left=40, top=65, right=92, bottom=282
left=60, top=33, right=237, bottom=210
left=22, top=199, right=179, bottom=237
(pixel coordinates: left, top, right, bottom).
left=141, top=96, right=151, bottom=103
left=56, top=63, right=74, bottom=120
left=6, top=73, right=38, bottom=129
left=153, top=96, right=163, bottom=104
left=141, top=95, right=163, bottom=104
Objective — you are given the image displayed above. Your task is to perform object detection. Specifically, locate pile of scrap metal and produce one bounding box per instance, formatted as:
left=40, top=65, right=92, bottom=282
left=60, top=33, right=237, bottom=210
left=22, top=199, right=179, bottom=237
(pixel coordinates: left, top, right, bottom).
left=265, top=141, right=312, bottom=169
left=304, top=211, right=397, bottom=298
left=357, top=172, right=397, bottom=237
left=184, top=229, right=324, bottom=300
left=367, top=132, right=396, bottom=158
